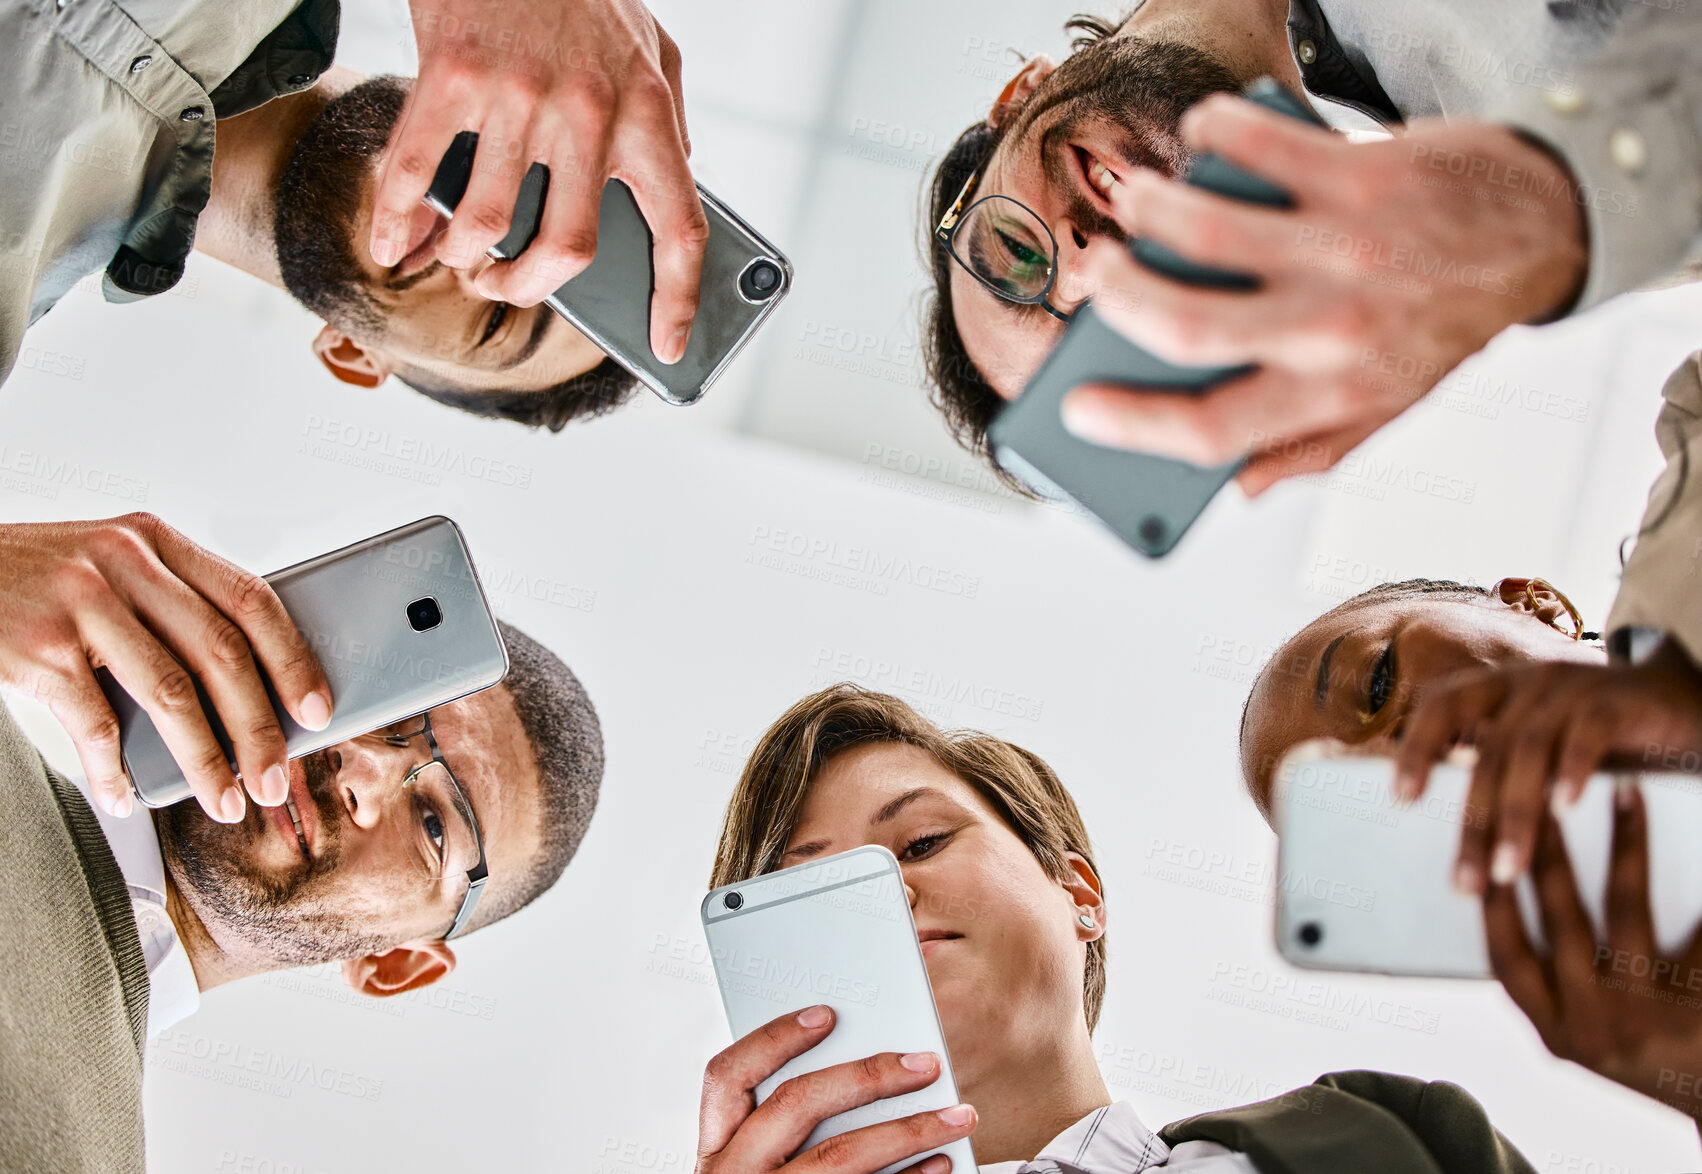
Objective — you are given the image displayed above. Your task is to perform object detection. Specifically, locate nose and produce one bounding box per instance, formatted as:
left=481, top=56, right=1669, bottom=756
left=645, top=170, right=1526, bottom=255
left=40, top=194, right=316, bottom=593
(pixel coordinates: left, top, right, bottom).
left=336, top=740, right=411, bottom=832
left=904, top=880, right=918, bottom=909
left=1048, top=222, right=1098, bottom=314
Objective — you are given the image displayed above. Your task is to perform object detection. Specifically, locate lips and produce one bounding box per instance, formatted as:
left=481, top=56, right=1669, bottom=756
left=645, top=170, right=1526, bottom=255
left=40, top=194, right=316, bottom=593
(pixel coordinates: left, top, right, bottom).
left=917, top=928, right=963, bottom=958
left=282, top=759, right=318, bottom=862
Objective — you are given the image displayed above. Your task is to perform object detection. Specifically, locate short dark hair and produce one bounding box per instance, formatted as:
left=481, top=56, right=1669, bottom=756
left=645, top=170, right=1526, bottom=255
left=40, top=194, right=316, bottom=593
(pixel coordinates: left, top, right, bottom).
left=395, top=357, right=640, bottom=432
left=711, top=683, right=1108, bottom=1030
left=469, top=620, right=605, bottom=932
left=919, top=13, right=1133, bottom=491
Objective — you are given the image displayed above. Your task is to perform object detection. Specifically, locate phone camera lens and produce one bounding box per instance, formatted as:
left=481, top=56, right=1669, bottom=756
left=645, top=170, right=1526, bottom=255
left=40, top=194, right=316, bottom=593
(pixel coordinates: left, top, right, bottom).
left=1297, top=921, right=1323, bottom=948
left=738, top=259, right=783, bottom=303
left=407, top=597, right=443, bottom=633
left=724, top=891, right=744, bottom=911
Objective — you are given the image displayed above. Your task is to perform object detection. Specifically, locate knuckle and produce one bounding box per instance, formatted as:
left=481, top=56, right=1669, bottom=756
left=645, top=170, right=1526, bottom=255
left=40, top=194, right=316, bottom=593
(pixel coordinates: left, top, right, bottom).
left=188, top=741, right=230, bottom=780
left=813, top=1133, right=859, bottom=1171
left=204, top=619, right=254, bottom=671
left=856, top=1053, right=888, bottom=1089
left=223, top=569, right=278, bottom=625
left=702, top=1048, right=739, bottom=1087
left=462, top=202, right=513, bottom=240
left=567, top=75, right=618, bottom=121
left=81, top=711, right=123, bottom=755
left=392, top=147, right=440, bottom=183
left=766, top=1077, right=808, bottom=1114
left=150, top=666, right=199, bottom=716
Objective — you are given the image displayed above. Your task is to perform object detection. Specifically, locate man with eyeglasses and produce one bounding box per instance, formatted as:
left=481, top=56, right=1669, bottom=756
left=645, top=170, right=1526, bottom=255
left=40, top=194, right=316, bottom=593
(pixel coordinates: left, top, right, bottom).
left=0, top=514, right=603, bottom=1174
left=924, top=2, right=1702, bottom=493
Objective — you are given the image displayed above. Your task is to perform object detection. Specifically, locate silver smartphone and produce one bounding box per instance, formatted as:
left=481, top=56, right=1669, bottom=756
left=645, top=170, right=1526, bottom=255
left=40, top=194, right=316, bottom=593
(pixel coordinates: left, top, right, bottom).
left=986, top=79, right=1324, bottom=558
left=98, top=516, right=509, bottom=809
left=1273, top=743, right=1702, bottom=977
left=426, top=133, right=793, bottom=406
left=702, top=846, right=979, bottom=1174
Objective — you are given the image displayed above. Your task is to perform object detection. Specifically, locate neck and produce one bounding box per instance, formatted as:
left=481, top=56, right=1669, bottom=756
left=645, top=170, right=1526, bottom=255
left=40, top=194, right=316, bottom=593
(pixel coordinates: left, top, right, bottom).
left=965, top=1023, right=1112, bottom=1165
left=1121, top=0, right=1305, bottom=92
left=197, top=65, right=363, bottom=289
left=153, top=814, right=259, bottom=992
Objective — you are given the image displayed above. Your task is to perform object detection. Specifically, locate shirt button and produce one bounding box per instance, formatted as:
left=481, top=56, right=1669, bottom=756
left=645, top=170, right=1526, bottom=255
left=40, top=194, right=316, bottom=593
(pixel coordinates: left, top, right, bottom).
left=1610, top=127, right=1648, bottom=175
left=129, top=55, right=152, bottom=73
left=179, top=106, right=204, bottom=122
left=1297, top=39, right=1318, bottom=65
left=288, top=72, right=312, bottom=87
left=1545, top=85, right=1587, bottom=115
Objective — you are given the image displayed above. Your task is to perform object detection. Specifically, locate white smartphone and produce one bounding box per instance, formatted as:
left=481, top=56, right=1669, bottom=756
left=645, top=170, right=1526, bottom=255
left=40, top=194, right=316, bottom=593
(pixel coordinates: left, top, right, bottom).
left=702, top=845, right=979, bottom=1174
left=98, top=516, right=509, bottom=808
left=1273, top=742, right=1702, bottom=977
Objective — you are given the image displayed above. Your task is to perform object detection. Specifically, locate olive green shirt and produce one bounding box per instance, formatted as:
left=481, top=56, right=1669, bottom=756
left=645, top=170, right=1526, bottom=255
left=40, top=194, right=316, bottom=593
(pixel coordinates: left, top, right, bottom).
left=0, top=0, right=338, bottom=386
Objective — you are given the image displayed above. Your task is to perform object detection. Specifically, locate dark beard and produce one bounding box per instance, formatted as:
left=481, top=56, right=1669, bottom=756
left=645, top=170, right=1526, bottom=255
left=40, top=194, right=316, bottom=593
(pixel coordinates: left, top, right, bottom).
left=157, top=751, right=392, bottom=966
left=273, top=75, right=410, bottom=337
left=1005, top=36, right=1245, bottom=239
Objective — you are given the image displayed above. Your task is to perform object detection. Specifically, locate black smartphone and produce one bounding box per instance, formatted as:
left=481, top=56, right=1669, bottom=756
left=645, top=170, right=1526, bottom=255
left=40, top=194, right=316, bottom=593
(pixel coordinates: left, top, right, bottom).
left=425, top=135, right=792, bottom=406
left=987, top=78, right=1328, bottom=558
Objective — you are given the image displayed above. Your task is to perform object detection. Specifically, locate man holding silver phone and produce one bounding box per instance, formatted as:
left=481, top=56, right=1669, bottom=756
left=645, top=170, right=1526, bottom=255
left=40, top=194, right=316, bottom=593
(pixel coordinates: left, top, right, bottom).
left=0, top=512, right=605, bottom=1172
left=0, top=0, right=710, bottom=429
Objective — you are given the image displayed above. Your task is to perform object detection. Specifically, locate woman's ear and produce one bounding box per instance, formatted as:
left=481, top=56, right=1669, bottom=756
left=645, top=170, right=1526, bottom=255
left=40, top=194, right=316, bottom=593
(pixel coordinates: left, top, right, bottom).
left=312, top=325, right=393, bottom=389
left=1492, top=577, right=1573, bottom=630
left=1061, top=851, right=1106, bottom=942
left=988, top=55, right=1057, bottom=129
left=341, top=939, right=456, bottom=998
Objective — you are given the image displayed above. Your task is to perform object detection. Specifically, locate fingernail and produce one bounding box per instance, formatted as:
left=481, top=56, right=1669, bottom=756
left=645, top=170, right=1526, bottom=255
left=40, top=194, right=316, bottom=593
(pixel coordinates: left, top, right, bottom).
left=300, top=692, right=332, bottom=731
left=1391, top=771, right=1415, bottom=804
left=664, top=327, right=689, bottom=364
left=1490, top=843, right=1520, bottom=886
left=900, top=1052, right=937, bottom=1073
left=918, top=1156, right=952, bottom=1174
left=473, top=271, right=499, bottom=300
left=797, top=1005, right=831, bottom=1029
left=371, top=231, right=403, bottom=268
left=1616, top=777, right=1637, bottom=811
left=257, top=763, right=289, bottom=806
left=1060, top=393, right=1113, bottom=444
left=1549, top=786, right=1578, bottom=820
left=111, top=789, right=134, bottom=818
left=217, top=786, right=246, bottom=823
left=937, top=1104, right=975, bottom=1127
left=1452, top=860, right=1481, bottom=896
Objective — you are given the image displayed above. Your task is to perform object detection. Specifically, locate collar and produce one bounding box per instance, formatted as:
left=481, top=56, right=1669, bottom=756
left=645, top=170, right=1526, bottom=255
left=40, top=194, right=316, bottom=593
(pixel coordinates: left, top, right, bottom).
left=76, top=782, right=201, bottom=1037
left=1285, top=0, right=1402, bottom=126
left=981, top=1103, right=1169, bottom=1174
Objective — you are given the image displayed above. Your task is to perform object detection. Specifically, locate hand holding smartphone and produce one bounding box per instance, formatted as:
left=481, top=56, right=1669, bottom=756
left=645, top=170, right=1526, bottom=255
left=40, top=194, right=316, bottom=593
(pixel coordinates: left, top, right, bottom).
left=988, top=79, right=1325, bottom=558
left=701, top=846, right=979, bottom=1174
left=426, top=133, right=792, bottom=407
left=97, top=517, right=509, bottom=813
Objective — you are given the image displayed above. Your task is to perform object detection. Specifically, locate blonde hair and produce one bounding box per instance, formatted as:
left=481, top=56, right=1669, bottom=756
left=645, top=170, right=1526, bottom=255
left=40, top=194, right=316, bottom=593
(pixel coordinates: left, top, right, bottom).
left=709, top=684, right=1107, bottom=1030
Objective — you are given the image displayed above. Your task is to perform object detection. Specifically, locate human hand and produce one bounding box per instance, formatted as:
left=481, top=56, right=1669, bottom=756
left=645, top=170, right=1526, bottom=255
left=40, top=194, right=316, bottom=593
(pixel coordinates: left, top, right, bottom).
left=1488, top=793, right=1702, bottom=1123
left=371, top=0, right=709, bottom=361
left=1062, top=99, right=1587, bottom=494
left=1392, top=641, right=1702, bottom=894
left=696, top=1005, right=976, bottom=1173
left=0, top=515, right=331, bottom=822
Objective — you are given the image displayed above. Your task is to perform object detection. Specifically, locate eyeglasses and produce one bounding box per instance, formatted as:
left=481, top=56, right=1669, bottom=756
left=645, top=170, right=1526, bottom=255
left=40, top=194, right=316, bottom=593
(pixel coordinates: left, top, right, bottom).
left=379, top=713, right=488, bottom=941
left=934, top=170, right=1072, bottom=323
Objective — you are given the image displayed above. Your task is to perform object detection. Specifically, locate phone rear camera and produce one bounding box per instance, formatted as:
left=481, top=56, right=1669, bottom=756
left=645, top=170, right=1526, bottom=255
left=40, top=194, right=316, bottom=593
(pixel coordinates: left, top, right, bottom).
left=1297, top=921, right=1323, bottom=948
left=723, top=892, right=744, bottom=911
left=407, top=597, right=443, bottom=633
left=738, top=259, right=783, bottom=303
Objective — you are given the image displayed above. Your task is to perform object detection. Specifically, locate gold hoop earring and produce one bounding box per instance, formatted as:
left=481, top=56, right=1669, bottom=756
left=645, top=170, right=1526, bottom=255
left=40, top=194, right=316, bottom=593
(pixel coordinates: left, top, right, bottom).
left=1526, top=577, right=1590, bottom=641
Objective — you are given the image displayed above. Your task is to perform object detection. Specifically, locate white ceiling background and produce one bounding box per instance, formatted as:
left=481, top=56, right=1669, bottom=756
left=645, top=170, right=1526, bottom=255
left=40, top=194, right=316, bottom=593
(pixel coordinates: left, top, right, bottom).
left=5, top=1, right=1702, bottom=1170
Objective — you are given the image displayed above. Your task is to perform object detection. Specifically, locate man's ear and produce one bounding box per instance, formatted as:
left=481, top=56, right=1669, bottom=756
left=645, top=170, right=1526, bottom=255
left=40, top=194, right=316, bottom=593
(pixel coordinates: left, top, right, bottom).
left=341, top=940, right=456, bottom=998
left=1492, top=577, right=1573, bottom=630
left=988, top=55, right=1057, bottom=130
left=1061, top=851, right=1106, bottom=942
left=312, top=324, right=394, bottom=389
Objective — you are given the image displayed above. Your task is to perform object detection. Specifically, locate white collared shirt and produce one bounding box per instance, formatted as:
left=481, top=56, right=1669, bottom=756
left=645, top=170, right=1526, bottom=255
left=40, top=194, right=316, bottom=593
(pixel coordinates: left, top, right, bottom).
left=980, top=1102, right=1260, bottom=1174
left=76, top=781, right=201, bottom=1038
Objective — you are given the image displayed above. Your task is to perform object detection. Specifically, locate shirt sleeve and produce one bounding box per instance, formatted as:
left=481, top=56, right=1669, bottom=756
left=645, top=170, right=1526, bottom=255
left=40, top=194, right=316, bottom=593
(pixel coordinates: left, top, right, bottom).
left=1488, top=3, right=1702, bottom=314
left=1158, top=1139, right=1264, bottom=1173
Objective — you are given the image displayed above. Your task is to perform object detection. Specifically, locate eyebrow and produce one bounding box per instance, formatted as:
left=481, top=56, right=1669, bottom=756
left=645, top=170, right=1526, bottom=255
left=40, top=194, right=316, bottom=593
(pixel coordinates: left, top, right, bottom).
left=496, top=305, right=555, bottom=372
left=1315, top=632, right=1351, bottom=710
left=780, top=786, right=944, bottom=861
